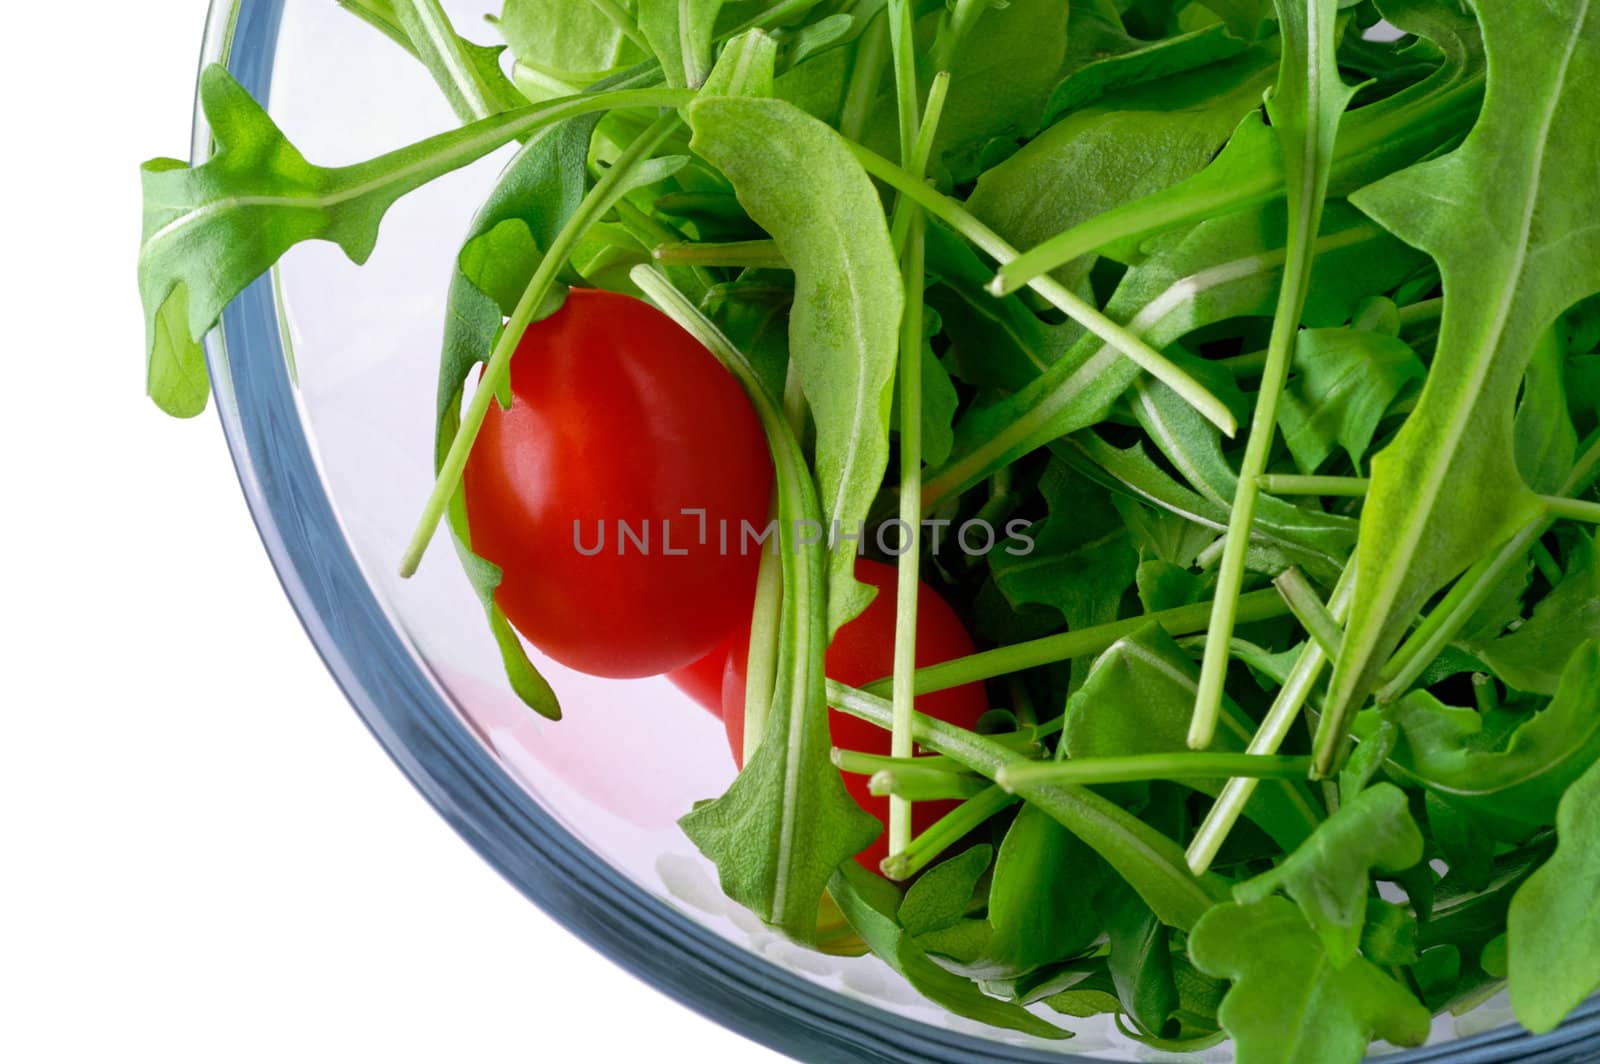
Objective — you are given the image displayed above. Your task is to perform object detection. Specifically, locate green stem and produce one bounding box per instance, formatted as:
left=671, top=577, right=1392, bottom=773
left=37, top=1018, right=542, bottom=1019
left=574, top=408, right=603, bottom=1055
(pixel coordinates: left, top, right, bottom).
left=1257, top=474, right=1371, bottom=497
left=400, top=111, right=682, bottom=576
left=865, top=587, right=1291, bottom=697
left=1532, top=541, right=1565, bottom=587
left=828, top=680, right=1226, bottom=930
left=880, top=785, right=1018, bottom=881
left=1545, top=495, right=1600, bottom=525
left=930, top=0, right=988, bottom=69
left=1275, top=567, right=1344, bottom=659
left=843, top=142, right=1238, bottom=439
left=889, top=209, right=927, bottom=857
left=1396, top=296, right=1445, bottom=329
left=1186, top=566, right=1357, bottom=874
left=391, top=0, right=504, bottom=122
left=834, top=749, right=966, bottom=776
left=838, top=12, right=889, bottom=144
left=871, top=768, right=991, bottom=802
left=1472, top=673, right=1499, bottom=715
left=743, top=502, right=786, bottom=765
left=998, top=754, right=1314, bottom=790
left=1190, top=221, right=1329, bottom=748
left=652, top=239, right=787, bottom=268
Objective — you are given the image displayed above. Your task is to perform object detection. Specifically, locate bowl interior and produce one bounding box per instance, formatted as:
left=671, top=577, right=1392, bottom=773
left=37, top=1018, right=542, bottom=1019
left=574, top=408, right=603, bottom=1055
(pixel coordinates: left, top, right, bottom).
left=224, top=2, right=1569, bottom=1058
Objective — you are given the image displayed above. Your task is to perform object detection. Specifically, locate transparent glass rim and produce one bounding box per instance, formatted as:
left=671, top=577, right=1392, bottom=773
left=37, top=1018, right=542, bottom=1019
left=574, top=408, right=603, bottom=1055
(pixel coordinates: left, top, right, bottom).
left=194, top=2, right=1600, bottom=1059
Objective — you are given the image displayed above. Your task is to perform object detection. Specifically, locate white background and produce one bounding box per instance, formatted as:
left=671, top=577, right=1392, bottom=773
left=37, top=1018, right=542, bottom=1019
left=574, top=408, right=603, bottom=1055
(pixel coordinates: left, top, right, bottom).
left=3, top=3, right=783, bottom=1060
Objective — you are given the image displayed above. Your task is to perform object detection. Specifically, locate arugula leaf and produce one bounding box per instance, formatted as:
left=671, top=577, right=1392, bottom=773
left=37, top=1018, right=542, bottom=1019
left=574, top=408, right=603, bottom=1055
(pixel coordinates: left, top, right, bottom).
left=992, top=0, right=1484, bottom=294
left=339, top=0, right=527, bottom=121
left=1507, top=755, right=1600, bottom=1033
left=1234, top=783, right=1424, bottom=966
left=636, top=269, right=882, bottom=940
left=137, top=66, right=686, bottom=416
left=1390, top=641, right=1600, bottom=829
left=828, top=681, right=1230, bottom=931
left=970, top=51, right=1276, bottom=293
left=1189, top=897, right=1432, bottom=1063
left=897, top=844, right=991, bottom=936
left=1104, top=885, right=1181, bottom=1038
left=1460, top=533, right=1599, bottom=696
left=1043, top=22, right=1251, bottom=122
left=688, top=95, right=902, bottom=633
left=978, top=806, right=1108, bottom=978
left=829, top=862, right=1072, bottom=1040
left=1322, top=0, right=1600, bottom=769
left=991, top=463, right=1139, bottom=645
left=1513, top=324, right=1580, bottom=494
left=926, top=203, right=1421, bottom=508
left=1278, top=326, right=1426, bottom=474
left=1062, top=625, right=1323, bottom=852
left=497, top=0, right=649, bottom=100
left=638, top=0, right=724, bottom=87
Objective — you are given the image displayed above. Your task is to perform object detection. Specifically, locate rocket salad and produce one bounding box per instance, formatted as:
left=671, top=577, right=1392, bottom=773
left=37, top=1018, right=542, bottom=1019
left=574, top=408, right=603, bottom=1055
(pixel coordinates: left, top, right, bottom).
left=139, top=0, right=1600, bottom=1057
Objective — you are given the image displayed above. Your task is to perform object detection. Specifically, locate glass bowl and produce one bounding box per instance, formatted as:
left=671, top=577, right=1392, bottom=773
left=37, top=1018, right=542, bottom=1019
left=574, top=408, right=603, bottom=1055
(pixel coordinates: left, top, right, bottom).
left=196, top=1, right=1600, bottom=1059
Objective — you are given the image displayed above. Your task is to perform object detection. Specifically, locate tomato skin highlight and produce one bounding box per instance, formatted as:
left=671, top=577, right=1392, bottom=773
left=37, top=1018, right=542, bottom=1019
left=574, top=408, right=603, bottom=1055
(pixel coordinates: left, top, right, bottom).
left=464, top=289, right=772, bottom=679
left=722, top=558, right=990, bottom=870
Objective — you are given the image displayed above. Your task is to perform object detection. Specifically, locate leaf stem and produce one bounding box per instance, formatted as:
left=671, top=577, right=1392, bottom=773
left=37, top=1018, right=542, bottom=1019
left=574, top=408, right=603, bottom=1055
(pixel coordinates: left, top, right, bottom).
left=1544, top=495, right=1600, bottom=525
left=1274, top=567, right=1344, bottom=659
left=880, top=785, right=1017, bottom=881
left=842, top=141, right=1238, bottom=438
left=1375, top=434, right=1600, bottom=702
left=997, top=754, right=1314, bottom=790
left=400, top=112, right=681, bottom=577
left=1257, top=474, right=1371, bottom=497
left=838, top=11, right=889, bottom=143
left=865, top=588, right=1291, bottom=697
left=1187, top=566, right=1357, bottom=874
left=871, top=768, right=990, bottom=801
left=652, top=239, right=787, bottom=268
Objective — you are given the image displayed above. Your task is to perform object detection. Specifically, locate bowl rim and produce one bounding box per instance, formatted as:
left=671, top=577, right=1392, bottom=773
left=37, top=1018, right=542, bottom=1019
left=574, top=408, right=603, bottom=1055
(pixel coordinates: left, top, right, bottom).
left=196, top=2, right=1600, bottom=1060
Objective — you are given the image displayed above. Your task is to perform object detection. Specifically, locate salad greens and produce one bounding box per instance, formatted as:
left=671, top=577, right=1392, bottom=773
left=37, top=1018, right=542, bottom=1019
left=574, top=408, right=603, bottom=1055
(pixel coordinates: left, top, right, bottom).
left=141, top=0, right=1600, bottom=1056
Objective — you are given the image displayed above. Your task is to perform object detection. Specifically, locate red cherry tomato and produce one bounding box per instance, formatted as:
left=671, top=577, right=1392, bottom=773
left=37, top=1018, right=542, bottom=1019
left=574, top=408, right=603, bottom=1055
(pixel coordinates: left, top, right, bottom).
left=464, top=288, right=772, bottom=678
left=723, top=558, right=990, bottom=870
left=667, top=636, right=732, bottom=715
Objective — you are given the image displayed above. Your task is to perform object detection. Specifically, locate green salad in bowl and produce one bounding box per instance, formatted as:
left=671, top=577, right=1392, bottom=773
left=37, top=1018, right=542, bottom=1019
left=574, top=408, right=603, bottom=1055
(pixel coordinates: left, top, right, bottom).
left=139, top=0, right=1600, bottom=1057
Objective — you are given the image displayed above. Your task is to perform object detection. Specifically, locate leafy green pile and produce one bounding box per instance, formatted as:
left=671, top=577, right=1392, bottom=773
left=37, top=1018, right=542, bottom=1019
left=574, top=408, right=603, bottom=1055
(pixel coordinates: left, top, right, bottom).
left=139, top=0, right=1600, bottom=1057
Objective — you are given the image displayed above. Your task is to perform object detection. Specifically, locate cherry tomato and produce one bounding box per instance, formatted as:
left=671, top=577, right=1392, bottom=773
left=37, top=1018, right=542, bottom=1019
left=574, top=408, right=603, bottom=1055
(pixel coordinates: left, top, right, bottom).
left=667, top=637, right=731, bottom=715
left=464, top=288, right=772, bottom=678
left=722, top=558, right=990, bottom=870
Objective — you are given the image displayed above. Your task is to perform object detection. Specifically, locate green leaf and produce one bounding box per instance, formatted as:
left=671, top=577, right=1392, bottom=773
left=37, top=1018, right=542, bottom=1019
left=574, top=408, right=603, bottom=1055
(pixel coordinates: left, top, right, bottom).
left=1105, top=885, right=1181, bottom=1038
left=971, top=50, right=1276, bottom=293
left=978, top=806, right=1108, bottom=978
left=1189, top=897, right=1432, bottom=1063
left=991, top=463, right=1138, bottom=641
left=926, top=203, right=1422, bottom=508
left=137, top=65, right=684, bottom=417
left=1278, top=327, right=1426, bottom=474
left=1426, top=792, right=1494, bottom=893
left=1361, top=899, right=1420, bottom=967
left=828, top=681, right=1230, bottom=931
left=898, top=844, right=991, bottom=936
left=638, top=0, right=725, bottom=87
left=498, top=0, right=648, bottom=99
left=992, top=0, right=1483, bottom=293
left=1131, top=371, right=1359, bottom=583
left=1460, top=533, right=1599, bottom=696
left=1234, top=783, right=1425, bottom=966
left=1391, top=641, right=1600, bottom=828
left=1507, top=755, right=1600, bottom=1033
left=341, top=0, right=529, bottom=121
left=688, top=95, right=902, bottom=632
left=635, top=272, right=883, bottom=941
left=829, top=862, right=1072, bottom=1040
left=700, top=27, right=778, bottom=98
left=1043, top=22, right=1252, bottom=122
left=1326, top=0, right=1600, bottom=743
left=145, top=285, right=208, bottom=419
left=1513, top=324, right=1580, bottom=494
left=1062, top=625, right=1323, bottom=852
left=924, top=0, right=1072, bottom=181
